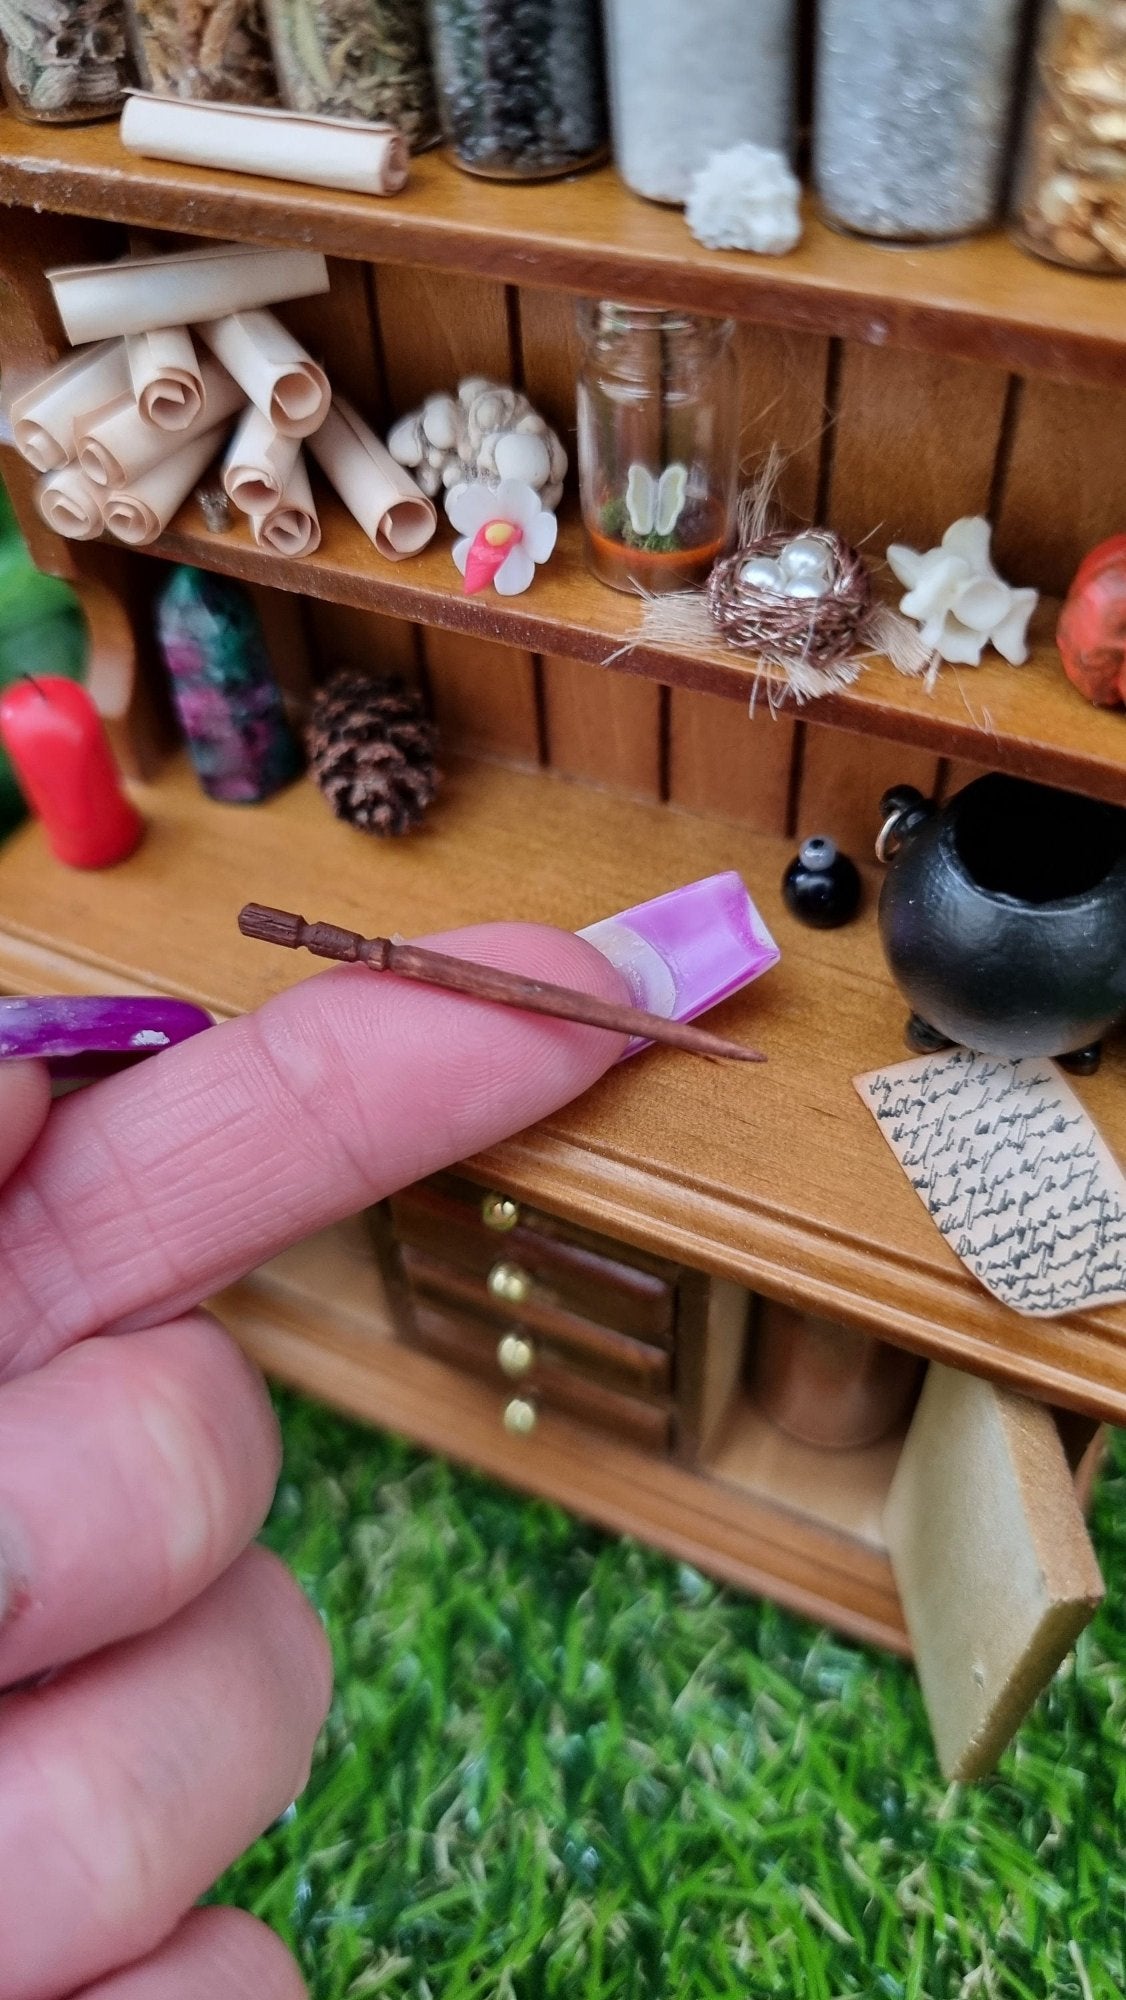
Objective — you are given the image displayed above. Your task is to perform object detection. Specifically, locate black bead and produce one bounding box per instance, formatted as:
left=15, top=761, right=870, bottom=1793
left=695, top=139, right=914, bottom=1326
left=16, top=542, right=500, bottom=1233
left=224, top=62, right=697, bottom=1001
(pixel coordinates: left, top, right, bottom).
left=782, top=836, right=862, bottom=929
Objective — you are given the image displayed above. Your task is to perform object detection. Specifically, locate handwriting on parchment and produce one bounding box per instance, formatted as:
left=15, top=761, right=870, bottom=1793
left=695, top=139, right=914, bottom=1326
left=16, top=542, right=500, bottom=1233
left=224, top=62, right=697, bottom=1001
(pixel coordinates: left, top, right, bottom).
left=854, top=1051, right=1126, bottom=1318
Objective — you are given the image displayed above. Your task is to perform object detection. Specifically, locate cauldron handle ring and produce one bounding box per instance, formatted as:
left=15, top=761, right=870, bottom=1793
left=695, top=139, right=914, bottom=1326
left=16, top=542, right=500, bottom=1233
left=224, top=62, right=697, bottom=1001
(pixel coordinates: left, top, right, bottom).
left=875, top=786, right=934, bottom=865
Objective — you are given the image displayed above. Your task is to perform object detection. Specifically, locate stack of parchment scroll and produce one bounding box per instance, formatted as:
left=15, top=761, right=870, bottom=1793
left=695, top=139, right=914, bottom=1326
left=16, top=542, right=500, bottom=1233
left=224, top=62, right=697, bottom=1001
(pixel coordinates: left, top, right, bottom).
left=7, top=240, right=436, bottom=564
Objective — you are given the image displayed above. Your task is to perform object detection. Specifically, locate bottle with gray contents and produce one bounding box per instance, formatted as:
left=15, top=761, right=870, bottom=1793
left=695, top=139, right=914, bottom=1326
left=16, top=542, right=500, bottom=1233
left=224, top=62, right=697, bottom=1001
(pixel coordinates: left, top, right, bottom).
left=426, top=0, right=607, bottom=180
left=813, top=0, right=1028, bottom=240
left=603, top=0, right=795, bottom=205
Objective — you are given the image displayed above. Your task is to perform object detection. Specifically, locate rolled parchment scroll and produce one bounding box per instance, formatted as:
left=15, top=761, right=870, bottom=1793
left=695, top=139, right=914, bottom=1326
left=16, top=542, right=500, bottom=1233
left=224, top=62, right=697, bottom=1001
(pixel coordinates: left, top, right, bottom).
left=197, top=309, right=330, bottom=438
left=78, top=361, right=243, bottom=489
left=35, top=463, right=105, bottom=541
left=102, top=425, right=228, bottom=546
left=222, top=404, right=301, bottom=516
left=47, top=243, right=330, bottom=346
left=8, top=341, right=130, bottom=472
left=120, top=94, right=410, bottom=198
left=126, top=328, right=206, bottom=431
left=252, top=452, right=321, bottom=558
left=307, top=398, right=436, bottom=560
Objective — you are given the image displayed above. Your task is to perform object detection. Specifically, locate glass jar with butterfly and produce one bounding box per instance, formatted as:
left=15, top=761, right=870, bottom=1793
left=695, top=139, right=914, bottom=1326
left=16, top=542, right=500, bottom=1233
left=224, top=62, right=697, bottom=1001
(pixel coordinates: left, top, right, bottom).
left=576, top=301, right=738, bottom=596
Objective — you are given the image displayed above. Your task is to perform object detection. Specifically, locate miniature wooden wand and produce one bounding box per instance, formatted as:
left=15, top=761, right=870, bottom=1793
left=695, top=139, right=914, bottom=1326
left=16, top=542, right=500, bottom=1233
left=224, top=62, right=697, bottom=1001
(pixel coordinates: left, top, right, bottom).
left=238, top=904, right=766, bottom=1064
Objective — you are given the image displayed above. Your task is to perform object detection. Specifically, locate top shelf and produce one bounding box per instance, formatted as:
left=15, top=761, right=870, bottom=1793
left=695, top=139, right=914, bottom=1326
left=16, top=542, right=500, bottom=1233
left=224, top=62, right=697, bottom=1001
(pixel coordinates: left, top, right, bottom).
left=1, top=117, right=1124, bottom=388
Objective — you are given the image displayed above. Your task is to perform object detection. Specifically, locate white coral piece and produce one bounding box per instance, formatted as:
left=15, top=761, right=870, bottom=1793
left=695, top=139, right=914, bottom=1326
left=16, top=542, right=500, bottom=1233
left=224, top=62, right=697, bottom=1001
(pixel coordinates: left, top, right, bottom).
left=384, top=376, right=567, bottom=511
left=887, top=517, right=1039, bottom=668
left=685, top=144, right=802, bottom=256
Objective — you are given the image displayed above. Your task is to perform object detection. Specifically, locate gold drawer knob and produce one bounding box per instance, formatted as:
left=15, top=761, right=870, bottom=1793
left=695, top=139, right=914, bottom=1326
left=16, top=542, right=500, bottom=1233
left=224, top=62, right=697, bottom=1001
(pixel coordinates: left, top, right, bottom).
left=488, top=1260, right=532, bottom=1306
left=482, top=1191, right=520, bottom=1233
left=498, top=1332, right=536, bottom=1379
left=503, top=1397, right=537, bottom=1436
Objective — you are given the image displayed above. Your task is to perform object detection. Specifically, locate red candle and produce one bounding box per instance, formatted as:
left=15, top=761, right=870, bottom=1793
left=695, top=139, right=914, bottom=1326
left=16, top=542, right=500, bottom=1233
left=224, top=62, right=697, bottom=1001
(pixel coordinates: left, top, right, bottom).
left=0, top=677, right=144, bottom=869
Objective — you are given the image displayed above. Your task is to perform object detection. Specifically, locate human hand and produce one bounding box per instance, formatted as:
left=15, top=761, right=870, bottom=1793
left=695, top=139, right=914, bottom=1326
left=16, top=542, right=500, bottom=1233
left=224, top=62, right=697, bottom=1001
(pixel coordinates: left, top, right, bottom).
left=0, top=924, right=627, bottom=2000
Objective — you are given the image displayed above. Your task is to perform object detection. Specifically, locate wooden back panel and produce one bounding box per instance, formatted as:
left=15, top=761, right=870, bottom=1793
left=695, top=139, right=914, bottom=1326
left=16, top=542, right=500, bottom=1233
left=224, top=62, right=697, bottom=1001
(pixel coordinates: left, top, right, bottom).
left=4, top=227, right=1121, bottom=849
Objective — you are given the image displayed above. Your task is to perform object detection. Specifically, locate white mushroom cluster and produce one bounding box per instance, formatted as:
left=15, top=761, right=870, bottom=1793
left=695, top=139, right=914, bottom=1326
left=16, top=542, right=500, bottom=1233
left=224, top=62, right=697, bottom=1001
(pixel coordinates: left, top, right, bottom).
left=386, top=376, right=568, bottom=512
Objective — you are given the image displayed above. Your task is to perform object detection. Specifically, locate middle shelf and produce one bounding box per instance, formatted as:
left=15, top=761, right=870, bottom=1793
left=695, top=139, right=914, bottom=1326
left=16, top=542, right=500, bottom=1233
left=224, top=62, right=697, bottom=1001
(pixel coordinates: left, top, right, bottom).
left=0, top=750, right=1123, bottom=1420
left=143, top=495, right=1126, bottom=805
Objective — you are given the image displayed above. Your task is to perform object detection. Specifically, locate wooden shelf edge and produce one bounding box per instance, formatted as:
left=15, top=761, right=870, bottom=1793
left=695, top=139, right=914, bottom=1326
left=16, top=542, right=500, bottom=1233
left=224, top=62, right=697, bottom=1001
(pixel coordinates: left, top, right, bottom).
left=0, top=121, right=1123, bottom=387
left=3, top=905, right=1124, bottom=1430
left=220, top=1283, right=911, bottom=1655
left=140, top=499, right=1126, bottom=810
left=1, top=748, right=1124, bottom=1429
left=466, top=1133, right=1126, bottom=1430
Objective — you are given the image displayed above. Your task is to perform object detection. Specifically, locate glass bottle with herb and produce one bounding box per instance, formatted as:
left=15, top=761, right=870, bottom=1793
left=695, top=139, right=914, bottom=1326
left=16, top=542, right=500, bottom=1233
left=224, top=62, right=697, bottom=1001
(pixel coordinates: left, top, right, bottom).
left=264, top=0, right=437, bottom=149
left=813, top=0, right=1028, bottom=241
left=1012, top=0, right=1126, bottom=272
left=124, top=0, right=277, bottom=101
left=577, top=302, right=737, bottom=598
left=603, top=0, right=796, bottom=206
left=426, top=0, right=607, bottom=180
left=0, top=0, right=132, bottom=123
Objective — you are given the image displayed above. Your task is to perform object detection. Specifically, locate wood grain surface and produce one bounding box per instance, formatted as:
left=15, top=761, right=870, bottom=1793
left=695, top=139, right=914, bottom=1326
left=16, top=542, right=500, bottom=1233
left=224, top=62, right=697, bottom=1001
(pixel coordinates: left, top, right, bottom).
left=2, top=121, right=1123, bottom=385
left=1, top=753, right=1124, bottom=1424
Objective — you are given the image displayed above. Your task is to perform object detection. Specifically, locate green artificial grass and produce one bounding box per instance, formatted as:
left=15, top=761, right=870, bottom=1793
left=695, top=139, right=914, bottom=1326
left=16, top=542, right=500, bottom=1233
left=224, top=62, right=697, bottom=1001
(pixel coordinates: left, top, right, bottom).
left=218, top=1393, right=1126, bottom=1998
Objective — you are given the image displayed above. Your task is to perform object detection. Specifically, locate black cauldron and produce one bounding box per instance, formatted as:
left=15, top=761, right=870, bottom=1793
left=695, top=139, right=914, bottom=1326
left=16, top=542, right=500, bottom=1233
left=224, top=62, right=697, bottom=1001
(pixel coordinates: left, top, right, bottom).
left=876, top=773, right=1126, bottom=1072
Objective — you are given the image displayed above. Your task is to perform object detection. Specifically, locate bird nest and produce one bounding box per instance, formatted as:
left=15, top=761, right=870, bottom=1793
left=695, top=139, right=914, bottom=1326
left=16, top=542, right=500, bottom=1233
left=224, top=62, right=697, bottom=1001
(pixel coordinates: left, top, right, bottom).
left=706, top=529, right=872, bottom=673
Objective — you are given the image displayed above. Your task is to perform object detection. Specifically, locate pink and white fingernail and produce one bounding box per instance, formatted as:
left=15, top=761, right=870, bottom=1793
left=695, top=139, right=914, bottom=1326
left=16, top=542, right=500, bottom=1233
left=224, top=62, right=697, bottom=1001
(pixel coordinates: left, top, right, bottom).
left=578, top=872, right=779, bottom=1056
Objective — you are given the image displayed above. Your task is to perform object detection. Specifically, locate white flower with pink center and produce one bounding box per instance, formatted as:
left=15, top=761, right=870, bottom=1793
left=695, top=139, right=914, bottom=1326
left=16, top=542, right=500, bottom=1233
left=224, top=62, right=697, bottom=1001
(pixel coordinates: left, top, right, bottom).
left=446, top=478, right=558, bottom=597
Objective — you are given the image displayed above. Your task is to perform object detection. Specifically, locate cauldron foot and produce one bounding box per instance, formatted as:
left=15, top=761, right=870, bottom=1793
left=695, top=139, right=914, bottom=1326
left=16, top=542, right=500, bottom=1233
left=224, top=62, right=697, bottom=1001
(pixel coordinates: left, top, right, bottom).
left=1058, top=1042, right=1102, bottom=1077
left=905, top=1013, right=955, bottom=1056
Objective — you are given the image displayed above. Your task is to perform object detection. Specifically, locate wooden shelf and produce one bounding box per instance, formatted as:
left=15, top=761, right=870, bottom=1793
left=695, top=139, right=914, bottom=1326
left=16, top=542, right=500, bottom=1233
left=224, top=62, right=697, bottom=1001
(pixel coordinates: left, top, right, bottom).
left=217, top=1265, right=910, bottom=1655
left=0, top=751, right=1124, bottom=1424
left=708, top=1393, right=905, bottom=1553
left=0, top=116, right=1123, bottom=386
left=146, top=492, right=1126, bottom=806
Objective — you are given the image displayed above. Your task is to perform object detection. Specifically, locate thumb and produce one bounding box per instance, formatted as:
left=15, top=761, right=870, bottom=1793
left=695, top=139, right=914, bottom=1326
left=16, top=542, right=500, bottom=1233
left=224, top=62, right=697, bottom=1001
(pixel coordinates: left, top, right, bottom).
left=0, top=924, right=629, bottom=1374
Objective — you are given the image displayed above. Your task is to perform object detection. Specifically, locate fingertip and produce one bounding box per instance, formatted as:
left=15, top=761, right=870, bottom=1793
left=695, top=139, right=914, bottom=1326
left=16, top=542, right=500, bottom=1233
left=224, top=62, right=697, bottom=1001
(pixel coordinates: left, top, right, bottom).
left=0, top=1061, right=51, bottom=1181
left=71, top=1907, right=308, bottom=2000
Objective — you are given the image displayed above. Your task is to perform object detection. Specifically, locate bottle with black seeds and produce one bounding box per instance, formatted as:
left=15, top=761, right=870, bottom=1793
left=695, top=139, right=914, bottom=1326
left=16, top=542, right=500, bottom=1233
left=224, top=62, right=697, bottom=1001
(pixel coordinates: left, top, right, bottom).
left=426, top=0, right=608, bottom=180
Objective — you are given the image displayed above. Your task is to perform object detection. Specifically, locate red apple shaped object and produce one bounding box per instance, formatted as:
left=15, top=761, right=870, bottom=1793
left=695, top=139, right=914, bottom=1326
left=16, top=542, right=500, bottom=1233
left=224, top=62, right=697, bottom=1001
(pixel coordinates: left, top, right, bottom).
left=1057, top=536, right=1126, bottom=709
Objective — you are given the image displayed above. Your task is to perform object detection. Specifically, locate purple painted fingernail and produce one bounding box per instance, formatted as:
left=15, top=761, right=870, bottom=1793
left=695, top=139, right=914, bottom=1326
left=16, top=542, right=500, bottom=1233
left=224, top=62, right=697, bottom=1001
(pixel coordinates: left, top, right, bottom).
left=579, top=872, right=779, bottom=1058
left=0, top=996, right=213, bottom=1078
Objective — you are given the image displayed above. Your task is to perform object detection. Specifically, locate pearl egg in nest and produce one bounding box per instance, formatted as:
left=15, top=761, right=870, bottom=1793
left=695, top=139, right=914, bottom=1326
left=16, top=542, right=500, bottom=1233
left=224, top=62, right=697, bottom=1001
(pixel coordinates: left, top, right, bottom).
left=708, top=528, right=872, bottom=672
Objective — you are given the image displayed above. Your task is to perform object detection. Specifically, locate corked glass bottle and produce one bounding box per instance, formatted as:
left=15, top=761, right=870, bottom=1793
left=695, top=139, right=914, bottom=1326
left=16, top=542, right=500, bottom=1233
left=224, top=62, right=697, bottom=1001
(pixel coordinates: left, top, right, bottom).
left=813, top=0, right=1028, bottom=241
left=264, top=0, right=438, bottom=150
left=603, top=0, right=796, bottom=206
left=1012, top=0, right=1126, bottom=272
left=0, top=0, right=132, bottom=123
left=124, top=0, right=277, bottom=101
left=577, top=302, right=737, bottom=598
left=426, top=0, right=607, bottom=180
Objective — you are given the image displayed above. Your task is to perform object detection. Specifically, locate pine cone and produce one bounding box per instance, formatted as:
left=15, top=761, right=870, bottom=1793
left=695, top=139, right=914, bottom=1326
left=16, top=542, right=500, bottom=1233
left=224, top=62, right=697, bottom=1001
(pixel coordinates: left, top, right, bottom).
left=306, top=671, right=440, bottom=836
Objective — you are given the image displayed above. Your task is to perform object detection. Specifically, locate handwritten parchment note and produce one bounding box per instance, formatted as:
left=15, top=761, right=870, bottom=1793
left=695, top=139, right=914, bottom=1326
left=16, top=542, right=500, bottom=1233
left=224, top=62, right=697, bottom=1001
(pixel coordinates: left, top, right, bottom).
left=855, top=1050, right=1126, bottom=1318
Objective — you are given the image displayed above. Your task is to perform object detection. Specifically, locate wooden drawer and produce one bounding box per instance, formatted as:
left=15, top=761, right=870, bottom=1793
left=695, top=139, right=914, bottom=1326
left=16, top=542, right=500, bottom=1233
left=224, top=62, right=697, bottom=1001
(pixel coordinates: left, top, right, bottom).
left=401, top=1245, right=672, bottom=1396
left=391, top=1174, right=676, bottom=1344
left=410, top=1298, right=673, bottom=1453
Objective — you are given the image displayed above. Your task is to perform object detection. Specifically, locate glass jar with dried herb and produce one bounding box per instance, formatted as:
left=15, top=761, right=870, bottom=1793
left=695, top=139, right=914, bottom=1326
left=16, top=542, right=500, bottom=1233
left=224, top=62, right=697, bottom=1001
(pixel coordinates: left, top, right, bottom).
left=577, top=302, right=737, bottom=598
left=124, top=0, right=277, bottom=101
left=1012, top=0, right=1126, bottom=272
left=264, top=0, right=437, bottom=149
left=426, top=0, right=607, bottom=180
left=0, top=0, right=132, bottom=123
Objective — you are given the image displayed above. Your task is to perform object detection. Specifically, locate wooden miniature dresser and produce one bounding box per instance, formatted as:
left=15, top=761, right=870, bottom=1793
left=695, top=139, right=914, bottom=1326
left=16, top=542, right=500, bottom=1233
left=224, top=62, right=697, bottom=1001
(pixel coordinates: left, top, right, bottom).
left=0, top=122, right=1123, bottom=1778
